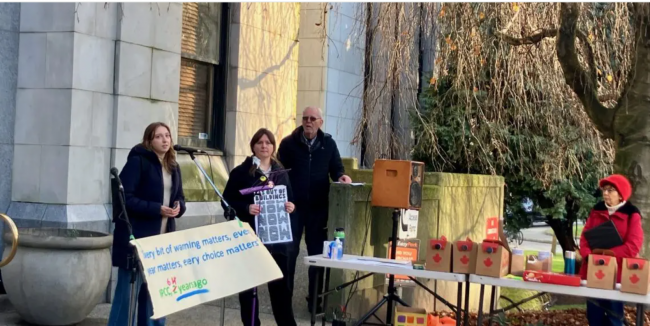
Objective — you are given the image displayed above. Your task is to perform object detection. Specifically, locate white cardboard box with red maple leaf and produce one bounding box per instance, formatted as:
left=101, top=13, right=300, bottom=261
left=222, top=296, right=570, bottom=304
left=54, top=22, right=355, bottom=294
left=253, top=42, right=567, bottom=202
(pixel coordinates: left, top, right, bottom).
left=621, top=257, right=650, bottom=295
left=452, top=239, right=477, bottom=274
left=474, top=240, right=510, bottom=278
left=587, top=254, right=617, bottom=290
left=425, top=237, right=452, bottom=273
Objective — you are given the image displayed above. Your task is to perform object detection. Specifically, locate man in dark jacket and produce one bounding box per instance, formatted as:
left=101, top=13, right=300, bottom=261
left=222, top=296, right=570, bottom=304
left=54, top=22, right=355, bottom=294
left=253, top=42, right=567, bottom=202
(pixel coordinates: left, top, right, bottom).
left=277, top=106, right=351, bottom=312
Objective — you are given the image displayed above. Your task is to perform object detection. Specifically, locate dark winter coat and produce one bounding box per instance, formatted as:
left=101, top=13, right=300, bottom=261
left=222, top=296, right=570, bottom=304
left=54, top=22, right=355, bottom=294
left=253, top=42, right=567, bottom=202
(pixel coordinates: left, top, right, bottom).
left=221, top=156, right=298, bottom=255
left=277, top=126, right=345, bottom=212
left=579, top=201, right=644, bottom=282
left=112, top=144, right=187, bottom=269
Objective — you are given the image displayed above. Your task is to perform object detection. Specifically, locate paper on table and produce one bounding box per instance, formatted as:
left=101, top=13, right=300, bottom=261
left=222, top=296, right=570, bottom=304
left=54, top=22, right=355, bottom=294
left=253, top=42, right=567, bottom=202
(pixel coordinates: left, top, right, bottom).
left=348, top=257, right=413, bottom=269
left=333, top=182, right=366, bottom=186
left=355, top=257, right=411, bottom=265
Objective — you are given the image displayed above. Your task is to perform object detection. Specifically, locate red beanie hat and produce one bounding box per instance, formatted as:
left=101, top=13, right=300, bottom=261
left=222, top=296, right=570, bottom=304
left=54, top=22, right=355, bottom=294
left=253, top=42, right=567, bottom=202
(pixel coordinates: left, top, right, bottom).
left=599, top=174, right=633, bottom=202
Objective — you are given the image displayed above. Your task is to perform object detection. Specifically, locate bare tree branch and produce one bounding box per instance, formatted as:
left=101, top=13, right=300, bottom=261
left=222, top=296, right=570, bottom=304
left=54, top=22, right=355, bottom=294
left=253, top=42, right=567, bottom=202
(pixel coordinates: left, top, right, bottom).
left=556, top=3, right=615, bottom=139
left=598, top=93, right=620, bottom=102
left=576, top=31, right=598, bottom=86
left=498, top=27, right=597, bottom=99
left=497, top=28, right=557, bottom=46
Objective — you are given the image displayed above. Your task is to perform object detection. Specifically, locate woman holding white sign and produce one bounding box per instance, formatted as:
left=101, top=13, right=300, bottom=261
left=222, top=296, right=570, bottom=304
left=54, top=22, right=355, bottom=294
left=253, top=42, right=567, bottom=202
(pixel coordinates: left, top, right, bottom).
left=222, top=128, right=298, bottom=326
left=108, top=122, right=187, bottom=326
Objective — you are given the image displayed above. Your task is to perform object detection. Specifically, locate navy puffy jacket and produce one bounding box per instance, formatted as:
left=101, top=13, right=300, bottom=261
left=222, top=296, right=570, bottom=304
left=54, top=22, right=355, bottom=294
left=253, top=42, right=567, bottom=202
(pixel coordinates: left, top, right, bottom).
left=112, top=144, right=186, bottom=269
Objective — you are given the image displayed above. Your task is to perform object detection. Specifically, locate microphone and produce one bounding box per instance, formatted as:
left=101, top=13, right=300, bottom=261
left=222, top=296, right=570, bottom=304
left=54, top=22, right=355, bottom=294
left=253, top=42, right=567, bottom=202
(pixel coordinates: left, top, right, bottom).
left=173, top=144, right=204, bottom=154
left=110, top=167, right=123, bottom=190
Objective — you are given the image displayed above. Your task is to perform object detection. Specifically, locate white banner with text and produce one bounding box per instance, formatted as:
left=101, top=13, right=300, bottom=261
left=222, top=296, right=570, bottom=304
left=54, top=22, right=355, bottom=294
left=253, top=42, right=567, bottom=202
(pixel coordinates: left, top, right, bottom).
left=131, top=220, right=283, bottom=319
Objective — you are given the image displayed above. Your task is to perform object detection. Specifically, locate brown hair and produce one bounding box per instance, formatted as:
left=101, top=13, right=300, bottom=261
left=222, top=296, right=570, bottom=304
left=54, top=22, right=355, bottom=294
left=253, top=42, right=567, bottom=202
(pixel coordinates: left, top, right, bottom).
left=142, top=122, right=177, bottom=173
left=248, top=128, right=282, bottom=175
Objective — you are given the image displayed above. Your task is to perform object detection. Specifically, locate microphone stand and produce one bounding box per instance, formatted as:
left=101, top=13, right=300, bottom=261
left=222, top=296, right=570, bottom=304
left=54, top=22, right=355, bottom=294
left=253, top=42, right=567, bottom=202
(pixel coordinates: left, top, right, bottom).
left=179, top=148, right=236, bottom=326
left=111, top=174, right=144, bottom=326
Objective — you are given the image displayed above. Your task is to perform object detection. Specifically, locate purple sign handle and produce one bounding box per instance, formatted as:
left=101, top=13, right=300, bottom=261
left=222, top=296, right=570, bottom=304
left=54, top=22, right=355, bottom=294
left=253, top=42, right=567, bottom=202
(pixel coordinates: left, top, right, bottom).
left=239, top=185, right=273, bottom=195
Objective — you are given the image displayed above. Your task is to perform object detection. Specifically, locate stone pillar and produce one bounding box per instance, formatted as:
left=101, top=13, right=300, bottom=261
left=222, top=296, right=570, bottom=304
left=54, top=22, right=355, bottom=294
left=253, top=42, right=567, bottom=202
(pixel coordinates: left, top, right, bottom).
left=9, top=2, right=117, bottom=232
left=0, top=3, right=19, bottom=215
left=8, top=3, right=182, bottom=302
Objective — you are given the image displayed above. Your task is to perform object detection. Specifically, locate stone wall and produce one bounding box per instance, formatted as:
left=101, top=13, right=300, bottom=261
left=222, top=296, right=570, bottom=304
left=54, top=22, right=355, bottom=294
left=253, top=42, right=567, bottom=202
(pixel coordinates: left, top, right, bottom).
left=296, top=2, right=327, bottom=124
left=225, top=3, right=300, bottom=169
left=326, top=158, right=505, bottom=317
left=112, top=2, right=182, bottom=176
left=323, top=3, right=365, bottom=160
left=296, top=2, right=365, bottom=160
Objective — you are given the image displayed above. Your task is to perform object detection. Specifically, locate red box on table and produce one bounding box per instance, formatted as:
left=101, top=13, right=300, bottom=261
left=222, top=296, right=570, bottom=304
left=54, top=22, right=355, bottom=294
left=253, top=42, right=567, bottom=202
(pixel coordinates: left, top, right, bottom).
left=523, top=270, right=581, bottom=287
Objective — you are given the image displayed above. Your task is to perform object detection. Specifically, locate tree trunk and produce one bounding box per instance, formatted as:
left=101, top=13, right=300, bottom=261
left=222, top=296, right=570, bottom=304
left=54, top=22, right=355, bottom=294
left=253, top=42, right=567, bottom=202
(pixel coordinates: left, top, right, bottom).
left=611, top=11, right=650, bottom=258
left=546, top=219, right=582, bottom=271
left=546, top=196, right=582, bottom=271
left=557, top=4, right=650, bottom=258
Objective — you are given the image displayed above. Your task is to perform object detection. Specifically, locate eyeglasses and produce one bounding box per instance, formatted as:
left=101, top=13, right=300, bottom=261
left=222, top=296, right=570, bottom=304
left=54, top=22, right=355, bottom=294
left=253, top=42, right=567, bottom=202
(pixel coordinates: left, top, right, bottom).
left=601, top=187, right=617, bottom=194
left=302, top=116, right=320, bottom=122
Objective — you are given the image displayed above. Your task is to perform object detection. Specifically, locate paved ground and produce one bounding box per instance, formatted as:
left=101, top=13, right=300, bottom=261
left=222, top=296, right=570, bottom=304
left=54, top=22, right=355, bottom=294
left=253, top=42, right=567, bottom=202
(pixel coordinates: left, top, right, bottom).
left=511, top=223, right=582, bottom=255
left=0, top=297, right=319, bottom=326
left=521, top=222, right=581, bottom=244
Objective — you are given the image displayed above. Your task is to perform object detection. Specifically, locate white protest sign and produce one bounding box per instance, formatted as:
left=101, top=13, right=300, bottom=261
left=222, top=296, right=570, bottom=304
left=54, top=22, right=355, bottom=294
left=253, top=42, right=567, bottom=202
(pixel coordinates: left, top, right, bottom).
left=398, top=209, right=419, bottom=240
left=130, top=220, right=283, bottom=319
left=254, top=185, right=293, bottom=245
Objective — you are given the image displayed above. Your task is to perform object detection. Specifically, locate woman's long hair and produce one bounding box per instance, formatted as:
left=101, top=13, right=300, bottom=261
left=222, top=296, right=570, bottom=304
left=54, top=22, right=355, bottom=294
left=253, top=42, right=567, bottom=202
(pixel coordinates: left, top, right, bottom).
left=142, top=122, right=177, bottom=173
left=248, top=128, right=283, bottom=175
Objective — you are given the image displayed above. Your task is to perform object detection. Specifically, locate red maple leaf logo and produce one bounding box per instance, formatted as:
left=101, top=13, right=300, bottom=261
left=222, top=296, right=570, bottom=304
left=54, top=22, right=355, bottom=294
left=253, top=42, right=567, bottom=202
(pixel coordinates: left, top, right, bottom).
left=460, top=255, right=469, bottom=265
left=630, top=274, right=640, bottom=284
left=595, top=270, right=605, bottom=280
left=433, top=253, right=442, bottom=263
left=484, top=258, right=493, bottom=267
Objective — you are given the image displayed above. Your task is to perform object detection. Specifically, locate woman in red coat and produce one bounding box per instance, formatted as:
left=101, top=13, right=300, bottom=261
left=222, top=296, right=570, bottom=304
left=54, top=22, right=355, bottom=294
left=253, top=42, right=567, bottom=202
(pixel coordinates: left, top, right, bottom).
left=579, top=174, right=644, bottom=326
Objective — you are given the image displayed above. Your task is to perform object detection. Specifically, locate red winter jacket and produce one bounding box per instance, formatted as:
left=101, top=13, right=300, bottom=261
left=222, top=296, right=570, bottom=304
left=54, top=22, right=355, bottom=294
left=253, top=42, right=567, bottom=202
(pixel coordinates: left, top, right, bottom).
left=579, top=201, right=644, bottom=282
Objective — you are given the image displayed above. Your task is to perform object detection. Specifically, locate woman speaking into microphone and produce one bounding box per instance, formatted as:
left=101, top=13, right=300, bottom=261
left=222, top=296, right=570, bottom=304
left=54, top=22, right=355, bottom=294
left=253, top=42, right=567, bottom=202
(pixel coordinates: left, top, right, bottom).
left=222, top=128, right=298, bottom=326
left=108, top=122, right=186, bottom=326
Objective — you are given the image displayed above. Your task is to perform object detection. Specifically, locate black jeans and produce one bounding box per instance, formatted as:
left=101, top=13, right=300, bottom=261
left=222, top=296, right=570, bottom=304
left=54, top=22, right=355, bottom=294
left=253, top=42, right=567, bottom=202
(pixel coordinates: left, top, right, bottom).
left=239, top=252, right=298, bottom=326
left=293, top=205, right=329, bottom=307
left=586, top=299, right=624, bottom=326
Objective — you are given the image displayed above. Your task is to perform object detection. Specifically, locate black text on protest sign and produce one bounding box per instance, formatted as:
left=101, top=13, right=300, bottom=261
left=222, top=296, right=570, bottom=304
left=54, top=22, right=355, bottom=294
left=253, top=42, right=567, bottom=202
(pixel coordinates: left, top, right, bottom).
left=254, top=185, right=293, bottom=244
left=140, top=228, right=260, bottom=277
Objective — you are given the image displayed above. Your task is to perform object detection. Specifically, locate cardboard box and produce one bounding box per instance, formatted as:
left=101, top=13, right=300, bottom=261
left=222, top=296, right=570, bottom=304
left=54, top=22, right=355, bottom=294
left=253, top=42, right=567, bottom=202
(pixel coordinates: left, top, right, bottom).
left=525, top=252, right=553, bottom=273
left=394, top=306, right=427, bottom=326
left=586, top=254, right=617, bottom=290
left=426, top=237, right=452, bottom=273
left=475, top=240, right=510, bottom=278
left=523, top=270, right=581, bottom=287
left=510, top=249, right=525, bottom=277
left=621, top=258, right=650, bottom=295
left=452, top=239, right=477, bottom=274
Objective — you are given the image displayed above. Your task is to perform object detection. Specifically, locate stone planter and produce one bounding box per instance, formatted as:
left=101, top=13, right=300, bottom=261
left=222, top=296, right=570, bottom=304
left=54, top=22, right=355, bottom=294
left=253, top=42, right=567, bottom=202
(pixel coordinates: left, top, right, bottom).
left=2, top=228, right=113, bottom=326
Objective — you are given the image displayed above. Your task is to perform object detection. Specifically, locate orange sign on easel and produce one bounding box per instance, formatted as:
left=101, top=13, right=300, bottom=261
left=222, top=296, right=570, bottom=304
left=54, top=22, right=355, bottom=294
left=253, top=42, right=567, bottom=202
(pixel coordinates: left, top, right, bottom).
left=387, top=239, right=420, bottom=281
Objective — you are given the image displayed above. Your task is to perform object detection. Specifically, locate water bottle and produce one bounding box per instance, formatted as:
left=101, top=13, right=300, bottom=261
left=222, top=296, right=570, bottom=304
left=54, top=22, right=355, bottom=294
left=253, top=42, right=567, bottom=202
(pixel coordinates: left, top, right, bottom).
left=564, top=251, right=576, bottom=275
left=329, top=238, right=343, bottom=260
left=335, top=238, right=343, bottom=259
left=335, top=228, right=345, bottom=254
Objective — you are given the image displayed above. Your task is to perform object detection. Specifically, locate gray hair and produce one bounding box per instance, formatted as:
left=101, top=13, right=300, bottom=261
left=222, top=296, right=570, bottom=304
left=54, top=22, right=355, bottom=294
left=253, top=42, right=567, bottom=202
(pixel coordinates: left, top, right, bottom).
left=302, top=106, right=323, bottom=118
